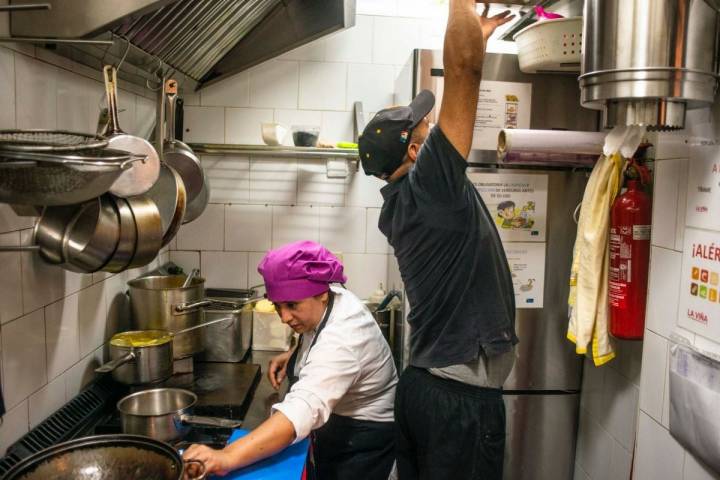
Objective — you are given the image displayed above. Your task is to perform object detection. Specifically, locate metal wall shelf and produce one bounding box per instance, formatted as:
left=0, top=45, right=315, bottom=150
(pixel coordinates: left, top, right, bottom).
left=188, top=143, right=359, bottom=160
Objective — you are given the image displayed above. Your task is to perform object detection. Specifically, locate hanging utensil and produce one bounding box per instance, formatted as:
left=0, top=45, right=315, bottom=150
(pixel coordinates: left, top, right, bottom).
left=124, top=195, right=163, bottom=268
left=182, top=268, right=200, bottom=288
left=0, top=147, right=142, bottom=206
left=0, top=129, right=108, bottom=152
left=163, top=79, right=208, bottom=223
left=145, top=163, right=186, bottom=247
left=62, top=195, right=120, bottom=273
left=33, top=204, right=84, bottom=265
left=102, top=196, right=138, bottom=273
left=103, top=65, right=160, bottom=197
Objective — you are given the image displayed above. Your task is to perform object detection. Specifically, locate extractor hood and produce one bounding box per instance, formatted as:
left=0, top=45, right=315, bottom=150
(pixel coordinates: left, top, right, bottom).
left=9, top=0, right=355, bottom=90
left=580, top=0, right=720, bottom=130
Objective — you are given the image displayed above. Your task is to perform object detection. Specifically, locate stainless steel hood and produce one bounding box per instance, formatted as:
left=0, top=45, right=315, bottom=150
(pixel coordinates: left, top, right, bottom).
left=9, top=0, right=355, bottom=90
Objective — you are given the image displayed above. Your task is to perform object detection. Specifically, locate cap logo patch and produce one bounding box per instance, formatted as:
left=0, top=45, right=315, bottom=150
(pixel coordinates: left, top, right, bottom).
left=376, top=128, right=382, bottom=134
left=400, top=130, right=409, bottom=143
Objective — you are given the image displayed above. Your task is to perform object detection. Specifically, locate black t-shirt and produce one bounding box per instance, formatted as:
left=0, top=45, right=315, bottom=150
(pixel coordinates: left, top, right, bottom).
left=379, top=126, right=518, bottom=368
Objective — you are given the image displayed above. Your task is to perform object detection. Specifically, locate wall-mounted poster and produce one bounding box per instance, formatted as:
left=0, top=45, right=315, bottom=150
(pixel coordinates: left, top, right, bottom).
left=679, top=227, right=720, bottom=339
left=686, top=145, right=720, bottom=231
left=503, top=242, right=546, bottom=309
left=471, top=80, right=533, bottom=151
left=468, top=172, right=548, bottom=242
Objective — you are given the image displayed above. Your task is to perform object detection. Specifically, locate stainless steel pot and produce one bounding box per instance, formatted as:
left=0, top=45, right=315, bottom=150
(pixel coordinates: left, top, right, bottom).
left=127, top=275, right=206, bottom=358
left=117, top=388, right=242, bottom=443
left=95, top=330, right=174, bottom=385
left=62, top=195, right=120, bottom=273
left=1, top=434, right=206, bottom=480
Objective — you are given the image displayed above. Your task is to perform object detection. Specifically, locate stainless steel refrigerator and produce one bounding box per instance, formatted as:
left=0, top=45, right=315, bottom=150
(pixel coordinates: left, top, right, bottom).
left=388, top=49, right=600, bottom=480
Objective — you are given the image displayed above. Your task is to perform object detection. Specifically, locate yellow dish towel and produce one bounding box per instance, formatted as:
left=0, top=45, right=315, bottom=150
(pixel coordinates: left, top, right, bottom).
left=567, top=153, right=625, bottom=366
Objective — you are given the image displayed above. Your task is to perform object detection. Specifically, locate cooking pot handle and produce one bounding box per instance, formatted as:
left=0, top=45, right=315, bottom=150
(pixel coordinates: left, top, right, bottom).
left=183, top=459, right=207, bottom=480
left=180, top=414, right=243, bottom=429
left=174, top=299, right=212, bottom=313
left=94, top=352, right=136, bottom=373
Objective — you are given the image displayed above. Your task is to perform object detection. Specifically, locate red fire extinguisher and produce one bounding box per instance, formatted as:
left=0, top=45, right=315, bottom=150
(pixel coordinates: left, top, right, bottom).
left=609, top=177, right=651, bottom=340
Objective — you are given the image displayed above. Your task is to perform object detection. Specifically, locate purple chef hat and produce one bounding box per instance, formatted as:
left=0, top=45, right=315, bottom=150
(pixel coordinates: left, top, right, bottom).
left=258, top=241, right=347, bottom=302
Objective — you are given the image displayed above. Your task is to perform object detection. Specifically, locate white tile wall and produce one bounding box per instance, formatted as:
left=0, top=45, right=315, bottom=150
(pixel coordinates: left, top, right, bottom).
left=297, top=161, right=345, bottom=206
left=249, top=60, right=299, bottom=109
left=299, top=62, right=347, bottom=111
left=635, top=412, right=685, bottom=480
left=201, top=251, right=249, bottom=289
left=226, top=205, right=273, bottom=252
left=203, top=155, right=251, bottom=204
left=651, top=159, right=685, bottom=250
left=202, top=72, right=250, bottom=107
left=638, top=330, right=668, bottom=424
left=225, top=108, right=274, bottom=145
left=684, top=452, right=720, bottom=480
left=250, top=159, right=298, bottom=205
left=646, top=247, right=682, bottom=338
left=44, top=295, right=80, bottom=381
left=0, top=232, right=23, bottom=325
left=15, top=53, right=57, bottom=129
left=325, top=15, right=374, bottom=64
left=372, top=17, right=422, bottom=65
left=2, top=309, right=47, bottom=409
left=319, top=206, right=367, bottom=253
left=177, top=204, right=225, bottom=251
left=184, top=106, right=225, bottom=143
left=347, top=63, right=395, bottom=112
left=272, top=205, right=320, bottom=247
left=0, top=47, right=15, bottom=129
left=169, top=251, right=200, bottom=273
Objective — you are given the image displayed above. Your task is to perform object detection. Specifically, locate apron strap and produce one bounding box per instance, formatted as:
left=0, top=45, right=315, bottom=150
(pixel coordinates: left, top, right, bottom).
left=287, top=290, right=336, bottom=386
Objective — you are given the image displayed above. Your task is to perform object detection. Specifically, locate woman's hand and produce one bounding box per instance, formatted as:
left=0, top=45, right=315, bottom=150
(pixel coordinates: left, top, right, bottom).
left=268, top=349, right=293, bottom=390
left=183, top=444, right=233, bottom=478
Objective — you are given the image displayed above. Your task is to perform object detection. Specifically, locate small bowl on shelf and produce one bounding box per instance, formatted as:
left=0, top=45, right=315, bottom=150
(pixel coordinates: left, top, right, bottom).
left=291, top=125, right=320, bottom=147
left=261, top=123, right=288, bottom=146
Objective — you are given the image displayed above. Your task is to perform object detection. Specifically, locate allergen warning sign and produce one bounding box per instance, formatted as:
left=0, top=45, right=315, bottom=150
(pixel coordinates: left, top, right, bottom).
left=679, top=227, right=720, bottom=338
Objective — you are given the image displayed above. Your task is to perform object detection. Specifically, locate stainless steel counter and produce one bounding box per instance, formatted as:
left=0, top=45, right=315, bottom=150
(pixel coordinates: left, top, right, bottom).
left=243, top=350, right=290, bottom=430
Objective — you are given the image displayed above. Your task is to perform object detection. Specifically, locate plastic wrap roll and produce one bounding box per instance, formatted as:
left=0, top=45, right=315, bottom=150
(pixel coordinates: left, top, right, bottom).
left=498, top=129, right=605, bottom=166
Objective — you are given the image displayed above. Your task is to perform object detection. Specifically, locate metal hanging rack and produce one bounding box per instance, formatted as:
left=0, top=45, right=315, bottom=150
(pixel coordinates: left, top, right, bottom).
left=0, top=3, right=113, bottom=46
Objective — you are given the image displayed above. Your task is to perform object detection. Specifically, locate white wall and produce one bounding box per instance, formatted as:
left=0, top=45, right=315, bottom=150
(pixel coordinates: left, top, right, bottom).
left=631, top=109, right=720, bottom=480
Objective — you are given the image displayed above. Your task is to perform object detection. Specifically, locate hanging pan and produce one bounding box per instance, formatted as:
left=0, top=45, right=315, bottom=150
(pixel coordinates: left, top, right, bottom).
left=103, top=65, right=160, bottom=197
left=163, top=79, right=208, bottom=223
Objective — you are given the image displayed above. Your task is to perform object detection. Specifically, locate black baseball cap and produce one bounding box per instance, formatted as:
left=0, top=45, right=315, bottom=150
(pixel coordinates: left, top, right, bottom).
left=359, top=90, right=435, bottom=178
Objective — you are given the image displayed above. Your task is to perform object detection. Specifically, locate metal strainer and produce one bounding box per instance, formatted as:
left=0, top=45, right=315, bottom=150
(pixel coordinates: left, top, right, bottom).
left=0, top=130, right=109, bottom=152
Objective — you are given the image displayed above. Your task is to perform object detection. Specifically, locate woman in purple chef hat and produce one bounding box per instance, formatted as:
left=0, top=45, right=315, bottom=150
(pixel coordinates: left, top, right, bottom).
left=183, top=241, right=398, bottom=479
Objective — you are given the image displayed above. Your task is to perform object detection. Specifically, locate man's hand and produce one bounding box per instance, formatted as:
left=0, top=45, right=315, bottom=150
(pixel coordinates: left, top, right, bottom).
left=267, top=349, right=293, bottom=390
left=183, top=444, right=233, bottom=478
left=477, top=3, right=514, bottom=43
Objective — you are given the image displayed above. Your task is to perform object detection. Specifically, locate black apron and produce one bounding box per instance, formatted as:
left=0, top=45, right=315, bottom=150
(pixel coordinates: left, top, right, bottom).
left=286, top=291, right=395, bottom=480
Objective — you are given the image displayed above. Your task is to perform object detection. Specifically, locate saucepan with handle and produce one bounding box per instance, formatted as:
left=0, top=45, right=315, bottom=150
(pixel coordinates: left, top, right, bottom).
left=95, top=312, right=258, bottom=385
left=117, top=388, right=242, bottom=443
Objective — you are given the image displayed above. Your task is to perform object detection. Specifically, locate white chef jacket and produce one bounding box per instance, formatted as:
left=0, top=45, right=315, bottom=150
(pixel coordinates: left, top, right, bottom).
left=272, top=285, right=398, bottom=442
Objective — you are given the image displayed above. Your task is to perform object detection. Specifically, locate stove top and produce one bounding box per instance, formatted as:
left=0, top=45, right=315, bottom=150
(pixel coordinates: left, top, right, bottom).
left=0, top=362, right=261, bottom=476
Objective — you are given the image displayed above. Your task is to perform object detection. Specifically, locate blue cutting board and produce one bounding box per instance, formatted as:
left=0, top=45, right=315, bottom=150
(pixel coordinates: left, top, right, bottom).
left=210, top=429, right=309, bottom=480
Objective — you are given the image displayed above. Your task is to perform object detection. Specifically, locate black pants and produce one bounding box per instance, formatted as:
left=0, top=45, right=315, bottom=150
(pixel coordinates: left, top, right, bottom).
left=311, top=413, right=395, bottom=480
left=395, top=367, right=506, bottom=480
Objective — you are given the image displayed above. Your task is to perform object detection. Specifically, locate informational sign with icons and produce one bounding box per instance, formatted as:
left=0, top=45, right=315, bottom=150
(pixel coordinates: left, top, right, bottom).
left=679, top=227, right=720, bottom=337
